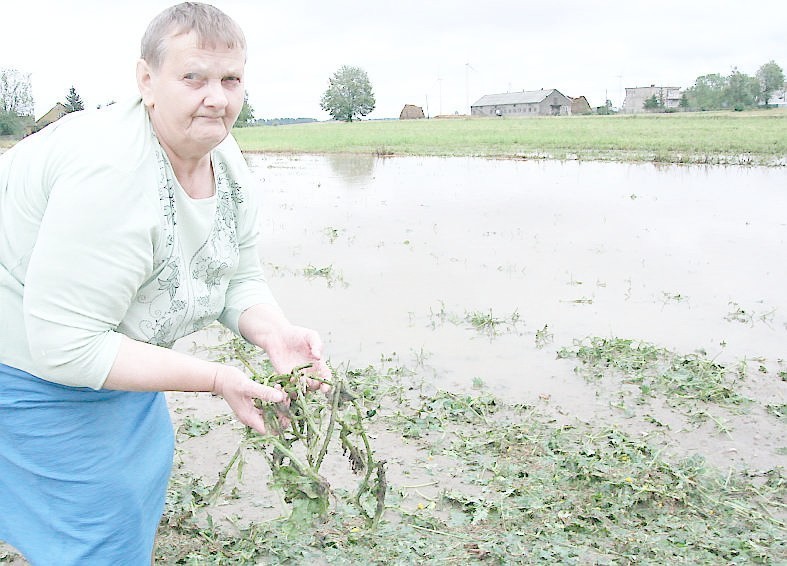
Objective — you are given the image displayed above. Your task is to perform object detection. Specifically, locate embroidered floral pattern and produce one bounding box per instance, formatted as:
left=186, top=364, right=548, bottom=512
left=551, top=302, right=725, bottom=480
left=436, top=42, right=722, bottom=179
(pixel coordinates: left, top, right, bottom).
left=130, top=146, right=244, bottom=348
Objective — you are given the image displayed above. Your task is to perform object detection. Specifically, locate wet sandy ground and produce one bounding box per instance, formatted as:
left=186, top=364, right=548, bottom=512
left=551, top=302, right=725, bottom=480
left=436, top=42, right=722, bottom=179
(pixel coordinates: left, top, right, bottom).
left=238, top=154, right=786, bottom=470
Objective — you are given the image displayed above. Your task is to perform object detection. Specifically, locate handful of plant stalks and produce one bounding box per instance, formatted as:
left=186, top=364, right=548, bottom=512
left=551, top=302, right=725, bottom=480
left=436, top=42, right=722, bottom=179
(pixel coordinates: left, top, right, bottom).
left=208, top=337, right=386, bottom=527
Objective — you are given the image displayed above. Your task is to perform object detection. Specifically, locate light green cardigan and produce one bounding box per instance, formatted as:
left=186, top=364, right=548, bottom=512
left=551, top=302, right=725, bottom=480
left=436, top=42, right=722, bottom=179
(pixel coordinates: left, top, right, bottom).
left=0, top=99, right=276, bottom=389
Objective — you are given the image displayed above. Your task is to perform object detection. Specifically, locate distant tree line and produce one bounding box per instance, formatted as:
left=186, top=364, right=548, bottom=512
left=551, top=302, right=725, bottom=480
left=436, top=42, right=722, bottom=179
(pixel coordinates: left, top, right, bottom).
left=254, top=117, right=318, bottom=126
left=0, top=68, right=34, bottom=135
left=681, top=60, right=784, bottom=112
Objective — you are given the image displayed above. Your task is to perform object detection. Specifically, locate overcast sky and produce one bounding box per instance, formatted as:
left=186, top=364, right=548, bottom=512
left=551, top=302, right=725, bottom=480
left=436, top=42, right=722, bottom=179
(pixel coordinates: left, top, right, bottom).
left=2, top=0, right=785, bottom=120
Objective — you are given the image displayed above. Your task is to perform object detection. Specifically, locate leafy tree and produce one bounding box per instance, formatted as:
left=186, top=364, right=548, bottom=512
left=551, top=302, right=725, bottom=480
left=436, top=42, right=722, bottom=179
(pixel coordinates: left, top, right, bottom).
left=685, top=73, right=726, bottom=110
left=596, top=99, right=615, bottom=115
left=234, top=91, right=254, bottom=127
left=320, top=65, right=375, bottom=122
left=684, top=63, right=782, bottom=111
left=0, top=67, right=34, bottom=136
left=0, top=67, right=34, bottom=116
left=0, top=111, right=23, bottom=135
left=643, top=94, right=662, bottom=110
left=64, top=86, right=84, bottom=113
left=679, top=93, right=689, bottom=109
left=724, top=68, right=759, bottom=110
left=756, top=60, right=785, bottom=106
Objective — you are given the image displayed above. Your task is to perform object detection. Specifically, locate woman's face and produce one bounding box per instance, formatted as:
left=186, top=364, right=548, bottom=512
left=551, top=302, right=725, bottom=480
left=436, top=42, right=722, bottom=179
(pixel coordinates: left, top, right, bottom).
left=137, top=31, right=246, bottom=159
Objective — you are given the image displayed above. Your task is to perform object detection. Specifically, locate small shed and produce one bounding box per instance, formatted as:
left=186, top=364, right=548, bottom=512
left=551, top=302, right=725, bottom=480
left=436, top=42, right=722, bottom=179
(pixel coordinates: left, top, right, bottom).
left=471, top=89, right=571, bottom=117
left=399, top=104, right=425, bottom=120
left=570, top=96, right=592, bottom=115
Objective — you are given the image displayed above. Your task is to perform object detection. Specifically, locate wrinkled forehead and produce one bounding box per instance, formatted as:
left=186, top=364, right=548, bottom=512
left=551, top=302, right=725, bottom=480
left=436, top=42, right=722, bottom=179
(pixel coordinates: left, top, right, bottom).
left=151, top=32, right=246, bottom=80
left=162, top=33, right=247, bottom=76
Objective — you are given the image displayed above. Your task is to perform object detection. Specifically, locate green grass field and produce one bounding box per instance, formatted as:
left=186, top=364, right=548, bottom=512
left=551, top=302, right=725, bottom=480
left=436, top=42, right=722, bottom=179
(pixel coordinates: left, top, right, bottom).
left=233, top=109, right=787, bottom=165
left=3, top=110, right=785, bottom=164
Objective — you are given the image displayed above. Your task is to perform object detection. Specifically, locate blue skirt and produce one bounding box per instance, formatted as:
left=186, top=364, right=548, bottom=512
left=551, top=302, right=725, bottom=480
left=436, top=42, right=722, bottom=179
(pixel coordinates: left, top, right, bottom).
left=0, top=363, right=174, bottom=565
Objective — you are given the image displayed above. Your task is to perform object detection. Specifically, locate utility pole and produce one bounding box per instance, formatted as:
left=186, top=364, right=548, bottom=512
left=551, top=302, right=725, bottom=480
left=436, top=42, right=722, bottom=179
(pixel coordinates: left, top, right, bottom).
left=437, top=76, right=443, bottom=116
left=465, top=62, right=476, bottom=115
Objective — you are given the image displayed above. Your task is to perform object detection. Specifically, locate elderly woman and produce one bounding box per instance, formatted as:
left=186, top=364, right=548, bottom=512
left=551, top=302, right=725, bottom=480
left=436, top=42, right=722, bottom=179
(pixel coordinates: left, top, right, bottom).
left=0, top=3, right=329, bottom=563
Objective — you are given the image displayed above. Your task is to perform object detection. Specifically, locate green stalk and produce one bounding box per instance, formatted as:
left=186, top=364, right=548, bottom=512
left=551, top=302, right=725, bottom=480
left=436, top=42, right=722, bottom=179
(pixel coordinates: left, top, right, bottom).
left=207, top=443, right=244, bottom=504
left=350, top=398, right=379, bottom=514
left=315, top=376, right=344, bottom=469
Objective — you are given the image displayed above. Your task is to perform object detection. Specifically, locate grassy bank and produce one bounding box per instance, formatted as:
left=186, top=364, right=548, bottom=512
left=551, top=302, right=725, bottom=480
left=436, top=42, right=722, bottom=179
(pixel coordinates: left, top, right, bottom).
left=233, top=109, right=787, bottom=165
left=3, top=110, right=785, bottom=165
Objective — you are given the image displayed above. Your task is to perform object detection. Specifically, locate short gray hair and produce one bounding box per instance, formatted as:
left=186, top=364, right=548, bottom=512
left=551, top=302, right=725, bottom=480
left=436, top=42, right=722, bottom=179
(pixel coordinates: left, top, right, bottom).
left=140, top=2, right=246, bottom=69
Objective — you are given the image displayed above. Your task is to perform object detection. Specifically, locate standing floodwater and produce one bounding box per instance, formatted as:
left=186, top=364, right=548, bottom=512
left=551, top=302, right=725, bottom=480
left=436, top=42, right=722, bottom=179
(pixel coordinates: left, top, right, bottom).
left=248, top=154, right=786, bottom=469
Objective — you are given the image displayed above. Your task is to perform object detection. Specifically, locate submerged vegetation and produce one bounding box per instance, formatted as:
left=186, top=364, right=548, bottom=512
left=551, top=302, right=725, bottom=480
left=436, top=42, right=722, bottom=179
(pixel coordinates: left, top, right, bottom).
left=557, top=337, right=748, bottom=410
left=232, top=109, right=787, bottom=166
left=144, top=335, right=785, bottom=565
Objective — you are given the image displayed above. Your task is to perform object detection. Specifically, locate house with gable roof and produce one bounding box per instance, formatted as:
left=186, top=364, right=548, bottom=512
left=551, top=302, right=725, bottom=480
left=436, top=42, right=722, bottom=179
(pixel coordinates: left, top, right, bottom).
left=31, top=102, right=69, bottom=133
left=470, top=89, right=572, bottom=117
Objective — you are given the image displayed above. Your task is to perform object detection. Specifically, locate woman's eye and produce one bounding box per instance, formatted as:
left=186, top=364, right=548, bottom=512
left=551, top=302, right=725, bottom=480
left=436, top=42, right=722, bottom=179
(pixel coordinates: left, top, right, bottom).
left=222, top=77, right=241, bottom=86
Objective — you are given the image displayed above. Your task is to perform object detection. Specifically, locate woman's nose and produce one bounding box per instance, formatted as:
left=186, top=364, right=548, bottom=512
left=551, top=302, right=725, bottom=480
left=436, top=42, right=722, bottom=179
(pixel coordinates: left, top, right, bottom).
left=203, top=80, right=228, bottom=108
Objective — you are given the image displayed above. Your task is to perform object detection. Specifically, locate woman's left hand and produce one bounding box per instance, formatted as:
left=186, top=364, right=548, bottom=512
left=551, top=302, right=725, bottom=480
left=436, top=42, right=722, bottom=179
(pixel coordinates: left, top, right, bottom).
left=264, top=324, right=332, bottom=394
left=238, top=304, right=332, bottom=394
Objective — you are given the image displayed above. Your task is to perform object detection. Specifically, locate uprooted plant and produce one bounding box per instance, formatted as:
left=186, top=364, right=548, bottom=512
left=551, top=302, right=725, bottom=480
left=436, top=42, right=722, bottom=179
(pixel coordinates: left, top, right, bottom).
left=206, top=336, right=386, bottom=527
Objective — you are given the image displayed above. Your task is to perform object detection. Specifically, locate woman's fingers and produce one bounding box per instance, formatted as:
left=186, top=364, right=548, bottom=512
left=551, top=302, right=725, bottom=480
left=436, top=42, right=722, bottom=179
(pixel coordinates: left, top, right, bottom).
left=254, top=382, right=288, bottom=403
left=217, top=367, right=289, bottom=434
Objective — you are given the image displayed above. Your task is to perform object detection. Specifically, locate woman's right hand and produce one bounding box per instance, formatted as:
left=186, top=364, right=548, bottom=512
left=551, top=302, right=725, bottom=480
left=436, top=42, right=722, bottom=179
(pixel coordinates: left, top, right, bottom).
left=211, top=365, right=288, bottom=434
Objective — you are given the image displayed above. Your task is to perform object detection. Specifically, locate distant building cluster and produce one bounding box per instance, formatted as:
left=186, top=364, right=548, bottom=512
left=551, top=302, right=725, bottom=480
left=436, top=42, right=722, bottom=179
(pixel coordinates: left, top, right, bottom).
left=401, top=81, right=785, bottom=120
left=620, top=85, right=682, bottom=113
left=465, top=87, right=679, bottom=117
left=399, top=89, right=595, bottom=120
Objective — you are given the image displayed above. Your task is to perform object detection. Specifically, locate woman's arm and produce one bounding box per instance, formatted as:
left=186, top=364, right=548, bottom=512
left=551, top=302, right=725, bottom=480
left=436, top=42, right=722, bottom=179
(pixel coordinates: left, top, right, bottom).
left=103, top=335, right=286, bottom=433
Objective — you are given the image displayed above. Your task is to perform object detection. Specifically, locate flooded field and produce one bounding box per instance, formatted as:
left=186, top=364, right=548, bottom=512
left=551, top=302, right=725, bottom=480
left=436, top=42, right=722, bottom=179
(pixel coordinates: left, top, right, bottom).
left=4, top=153, right=785, bottom=563
left=232, top=153, right=786, bottom=467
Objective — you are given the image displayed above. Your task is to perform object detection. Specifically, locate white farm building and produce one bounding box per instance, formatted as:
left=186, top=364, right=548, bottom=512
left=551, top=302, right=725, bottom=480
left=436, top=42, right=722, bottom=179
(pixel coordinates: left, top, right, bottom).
left=470, top=89, right=572, bottom=117
left=621, top=85, right=682, bottom=113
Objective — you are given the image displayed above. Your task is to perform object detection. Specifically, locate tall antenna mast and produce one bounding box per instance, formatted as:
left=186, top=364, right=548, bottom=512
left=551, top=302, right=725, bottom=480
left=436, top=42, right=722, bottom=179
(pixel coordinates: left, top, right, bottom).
left=465, top=62, right=476, bottom=114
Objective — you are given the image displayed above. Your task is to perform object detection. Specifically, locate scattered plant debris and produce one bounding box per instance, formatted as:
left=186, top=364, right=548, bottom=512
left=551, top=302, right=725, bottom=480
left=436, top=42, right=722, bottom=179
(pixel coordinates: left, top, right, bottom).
left=150, top=340, right=785, bottom=564
left=303, top=264, right=347, bottom=287
left=206, top=337, right=386, bottom=529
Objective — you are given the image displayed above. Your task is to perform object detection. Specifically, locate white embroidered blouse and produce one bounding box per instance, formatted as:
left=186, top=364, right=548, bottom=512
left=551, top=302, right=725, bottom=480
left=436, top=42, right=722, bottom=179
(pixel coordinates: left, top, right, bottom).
left=0, top=98, right=277, bottom=389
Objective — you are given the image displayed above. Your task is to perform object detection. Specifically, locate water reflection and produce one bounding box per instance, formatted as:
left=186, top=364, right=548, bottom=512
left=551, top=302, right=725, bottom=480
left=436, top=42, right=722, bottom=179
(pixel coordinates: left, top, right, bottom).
left=325, top=153, right=377, bottom=187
